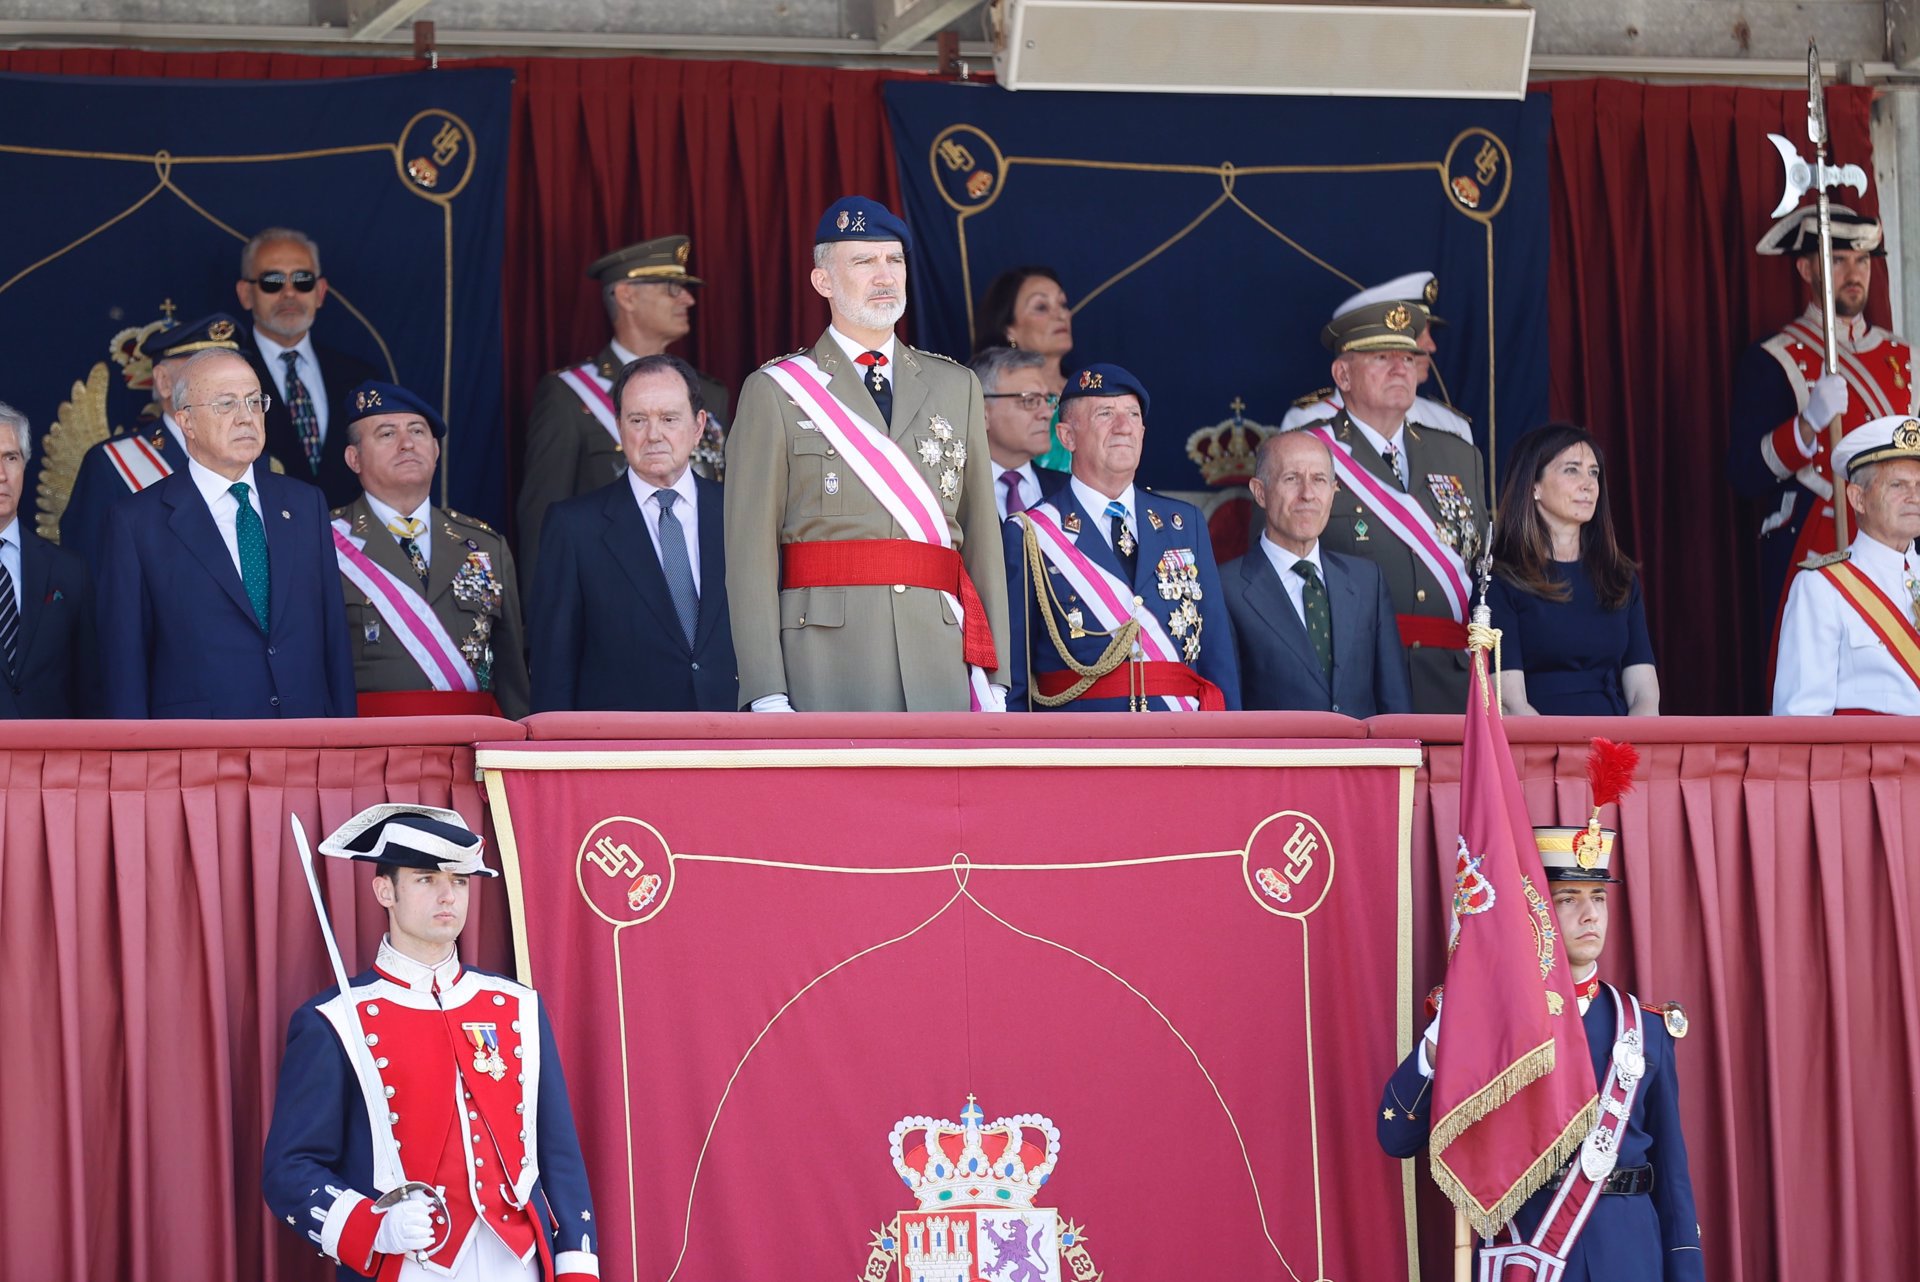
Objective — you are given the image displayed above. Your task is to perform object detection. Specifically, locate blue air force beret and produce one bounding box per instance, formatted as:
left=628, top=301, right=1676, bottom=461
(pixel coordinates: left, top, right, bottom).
left=141, top=312, right=243, bottom=363
left=346, top=379, right=447, bottom=439
left=815, top=195, right=913, bottom=254
left=318, top=803, right=497, bottom=877
left=1059, top=363, right=1151, bottom=420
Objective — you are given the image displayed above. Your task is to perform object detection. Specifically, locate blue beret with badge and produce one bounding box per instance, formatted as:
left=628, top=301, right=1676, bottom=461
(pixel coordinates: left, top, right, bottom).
left=141, top=312, right=243, bottom=363
left=346, top=379, right=446, bottom=440
left=1059, top=362, right=1151, bottom=420
left=815, top=195, right=913, bottom=255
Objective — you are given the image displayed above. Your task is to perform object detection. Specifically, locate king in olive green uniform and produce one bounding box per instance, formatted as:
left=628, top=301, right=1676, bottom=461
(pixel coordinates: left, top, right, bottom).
left=333, top=381, right=529, bottom=718
left=724, top=197, right=1009, bottom=712
left=1294, top=303, right=1488, bottom=713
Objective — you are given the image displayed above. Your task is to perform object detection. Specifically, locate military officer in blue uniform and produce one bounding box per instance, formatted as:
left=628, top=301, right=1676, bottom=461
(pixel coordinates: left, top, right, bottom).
left=263, top=803, right=599, bottom=1281
left=1002, top=363, right=1240, bottom=710
left=60, top=313, right=244, bottom=571
left=1377, top=819, right=1704, bottom=1281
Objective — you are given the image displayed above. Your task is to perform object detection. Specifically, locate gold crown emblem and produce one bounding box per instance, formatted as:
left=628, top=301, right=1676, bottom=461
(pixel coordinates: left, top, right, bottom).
left=1896, top=419, right=1920, bottom=450
left=1385, top=304, right=1412, bottom=332
left=407, top=156, right=440, bottom=189
left=675, top=241, right=690, bottom=265
left=110, top=317, right=174, bottom=391
left=1185, top=400, right=1276, bottom=487
left=1451, top=175, right=1482, bottom=209
left=1079, top=370, right=1102, bottom=390
left=207, top=319, right=236, bottom=342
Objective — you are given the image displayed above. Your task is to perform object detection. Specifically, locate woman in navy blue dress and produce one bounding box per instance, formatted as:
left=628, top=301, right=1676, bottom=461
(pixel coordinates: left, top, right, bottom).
left=1489, top=423, right=1659, bottom=716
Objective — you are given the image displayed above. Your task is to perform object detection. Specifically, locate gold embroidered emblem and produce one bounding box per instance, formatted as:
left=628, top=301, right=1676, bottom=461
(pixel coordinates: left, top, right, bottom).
left=1078, top=370, right=1102, bottom=391
left=1895, top=419, right=1920, bottom=450
left=208, top=320, right=236, bottom=342
left=1385, top=304, right=1412, bottom=332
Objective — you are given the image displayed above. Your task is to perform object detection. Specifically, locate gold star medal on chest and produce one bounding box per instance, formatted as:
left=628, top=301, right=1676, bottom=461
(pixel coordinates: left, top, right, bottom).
left=462, top=1022, right=508, bottom=1080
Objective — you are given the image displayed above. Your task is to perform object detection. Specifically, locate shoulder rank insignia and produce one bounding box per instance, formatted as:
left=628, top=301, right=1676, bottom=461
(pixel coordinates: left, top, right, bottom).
left=910, top=345, right=963, bottom=366
left=444, top=507, right=497, bottom=536
left=1799, top=548, right=1850, bottom=571
left=760, top=349, right=809, bottom=369
left=1292, top=386, right=1336, bottom=410
left=329, top=505, right=346, bottom=520
left=1640, top=999, right=1689, bottom=1039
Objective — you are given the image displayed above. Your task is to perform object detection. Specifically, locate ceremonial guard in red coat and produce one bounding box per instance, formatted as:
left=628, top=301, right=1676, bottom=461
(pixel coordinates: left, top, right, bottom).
left=264, top=805, right=599, bottom=1281
left=1728, top=205, right=1914, bottom=648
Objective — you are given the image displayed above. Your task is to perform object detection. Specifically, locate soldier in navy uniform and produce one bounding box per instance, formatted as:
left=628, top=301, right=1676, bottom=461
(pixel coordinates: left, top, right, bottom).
left=1001, top=363, right=1241, bottom=710
left=263, top=803, right=599, bottom=1281
left=60, top=312, right=244, bottom=571
left=1377, top=817, right=1704, bottom=1280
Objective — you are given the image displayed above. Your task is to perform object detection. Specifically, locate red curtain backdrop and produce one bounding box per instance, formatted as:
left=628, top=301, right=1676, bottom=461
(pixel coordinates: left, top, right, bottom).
left=1542, top=80, right=1881, bottom=714
left=0, top=718, right=520, bottom=1282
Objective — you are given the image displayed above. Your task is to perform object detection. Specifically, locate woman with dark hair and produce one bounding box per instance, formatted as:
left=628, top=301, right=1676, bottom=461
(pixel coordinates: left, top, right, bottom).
left=974, top=267, right=1074, bottom=469
left=1488, top=423, right=1659, bottom=716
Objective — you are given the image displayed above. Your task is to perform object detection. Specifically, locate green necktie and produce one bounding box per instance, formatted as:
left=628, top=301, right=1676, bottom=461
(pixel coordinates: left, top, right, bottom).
left=1294, top=559, right=1332, bottom=679
left=229, top=481, right=270, bottom=632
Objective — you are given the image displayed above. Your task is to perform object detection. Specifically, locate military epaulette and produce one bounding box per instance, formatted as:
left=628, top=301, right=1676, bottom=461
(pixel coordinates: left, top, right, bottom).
left=760, top=349, right=809, bottom=369
left=1639, top=998, right=1689, bottom=1039
left=329, top=505, right=346, bottom=520
left=908, top=345, right=965, bottom=367
left=1292, top=386, right=1336, bottom=410
left=1799, top=548, right=1851, bottom=571
left=443, top=508, right=497, bottom=535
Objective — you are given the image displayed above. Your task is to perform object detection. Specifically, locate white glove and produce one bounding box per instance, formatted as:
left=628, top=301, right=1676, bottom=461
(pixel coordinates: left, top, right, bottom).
left=749, top=693, right=796, bottom=713
left=983, top=684, right=1009, bottom=713
left=1802, top=373, right=1848, bottom=440
left=372, top=1191, right=436, bottom=1256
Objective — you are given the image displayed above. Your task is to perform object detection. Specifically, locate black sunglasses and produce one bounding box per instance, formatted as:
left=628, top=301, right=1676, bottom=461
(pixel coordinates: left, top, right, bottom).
left=245, top=270, right=318, bottom=294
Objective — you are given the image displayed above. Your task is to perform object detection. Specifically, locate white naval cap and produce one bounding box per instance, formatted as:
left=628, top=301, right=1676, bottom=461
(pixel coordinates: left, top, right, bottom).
left=318, top=803, right=498, bottom=877
left=1831, top=414, right=1920, bottom=479
left=1330, top=271, right=1444, bottom=324
left=1755, top=203, right=1885, bottom=257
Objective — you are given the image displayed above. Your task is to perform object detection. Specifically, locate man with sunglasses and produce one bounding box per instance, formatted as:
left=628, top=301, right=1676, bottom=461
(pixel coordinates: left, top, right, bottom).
left=974, top=345, right=1068, bottom=519
left=517, top=235, right=731, bottom=577
left=236, top=227, right=379, bottom=508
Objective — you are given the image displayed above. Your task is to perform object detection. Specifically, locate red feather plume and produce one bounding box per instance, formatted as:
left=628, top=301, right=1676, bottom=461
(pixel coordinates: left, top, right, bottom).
left=1586, top=738, right=1639, bottom=810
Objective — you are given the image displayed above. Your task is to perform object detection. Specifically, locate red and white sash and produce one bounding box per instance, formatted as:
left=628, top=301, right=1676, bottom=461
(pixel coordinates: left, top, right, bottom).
left=761, top=355, right=995, bottom=709
left=1779, top=317, right=1910, bottom=422
left=1480, top=984, right=1646, bottom=1281
left=1306, top=425, right=1470, bottom=622
left=1019, top=503, right=1197, bottom=711
left=557, top=361, right=619, bottom=444
left=331, top=520, right=478, bottom=693
left=104, top=433, right=175, bottom=493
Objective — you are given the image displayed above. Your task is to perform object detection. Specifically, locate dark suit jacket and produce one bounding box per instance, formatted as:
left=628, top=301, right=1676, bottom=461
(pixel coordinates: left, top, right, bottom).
left=245, top=331, right=381, bottom=508
left=1221, top=542, right=1412, bottom=716
left=0, top=527, right=96, bottom=718
left=1034, top=463, right=1070, bottom=496
left=529, top=473, right=737, bottom=711
left=96, top=467, right=356, bottom=718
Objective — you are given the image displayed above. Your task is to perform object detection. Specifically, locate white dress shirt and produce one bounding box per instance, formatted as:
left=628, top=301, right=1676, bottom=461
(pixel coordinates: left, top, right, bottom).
left=253, top=329, right=330, bottom=442
left=186, top=456, right=264, bottom=576
left=1348, top=412, right=1410, bottom=489
left=0, top=518, right=20, bottom=614
left=827, top=325, right=897, bottom=396
left=1069, top=477, right=1138, bottom=552
left=628, top=466, right=702, bottom=591
left=1258, top=533, right=1325, bottom=626
left=1774, top=532, right=1920, bottom=715
left=364, top=492, right=434, bottom=572
left=992, top=460, right=1044, bottom=520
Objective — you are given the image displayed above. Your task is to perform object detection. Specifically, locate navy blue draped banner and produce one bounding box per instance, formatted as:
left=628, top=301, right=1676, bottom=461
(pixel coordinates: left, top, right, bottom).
left=0, top=68, right=511, bottom=529
left=885, top=82, right=1550, bottom=495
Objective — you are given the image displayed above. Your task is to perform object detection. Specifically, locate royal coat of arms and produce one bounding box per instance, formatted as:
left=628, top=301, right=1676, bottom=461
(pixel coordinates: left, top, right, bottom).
left=856, top=1097, right=1102, bottom=1282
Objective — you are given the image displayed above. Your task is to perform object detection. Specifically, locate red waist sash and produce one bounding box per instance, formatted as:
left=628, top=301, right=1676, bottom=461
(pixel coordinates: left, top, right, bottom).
left=1396, top=614, right=1470, bottom=649
left=356, top=691, right=501, bottom=718
left=1034, top=662, right=1226, bottom=711
left=781, top=539, right=997, bottom=671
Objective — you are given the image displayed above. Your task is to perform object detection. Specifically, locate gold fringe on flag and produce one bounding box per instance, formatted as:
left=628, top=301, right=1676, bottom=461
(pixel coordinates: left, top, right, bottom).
left=1428, top=1056, right=1600, bottom=1239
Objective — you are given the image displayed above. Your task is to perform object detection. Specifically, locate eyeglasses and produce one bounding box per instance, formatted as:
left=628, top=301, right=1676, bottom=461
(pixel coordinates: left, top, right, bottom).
left=244, top=270, right=318, bottom=294
left=984, top=392, right=1060, bottom=412
left=181, top=394, right=272, bottom=418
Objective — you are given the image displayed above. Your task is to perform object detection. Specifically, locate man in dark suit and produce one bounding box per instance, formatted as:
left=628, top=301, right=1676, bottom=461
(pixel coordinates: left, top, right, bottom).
left=96, top=349, right=355, bottom=718
left=975, top=345, right=1068, bottom=518
left=0, top=403, right=95, bottom=717
left=529, top=353, right=736, bottom=711
left=235, top=227, right=380, bottom=507
left=1222, top=431, right=1411, bottom=715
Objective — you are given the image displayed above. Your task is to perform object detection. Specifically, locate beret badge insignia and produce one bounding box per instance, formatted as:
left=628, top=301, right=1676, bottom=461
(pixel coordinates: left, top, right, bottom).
left=207, top=320, right=236, bottom=342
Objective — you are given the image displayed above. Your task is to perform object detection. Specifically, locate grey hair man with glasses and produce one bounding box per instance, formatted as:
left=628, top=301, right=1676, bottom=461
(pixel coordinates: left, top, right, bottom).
left=517, top=234, right=732, bottom=578
left=973, top=345, right=1068, bottom=520
left=236, top=226, right=379, bottom=507
left=96, top=348, right=355, bottom=718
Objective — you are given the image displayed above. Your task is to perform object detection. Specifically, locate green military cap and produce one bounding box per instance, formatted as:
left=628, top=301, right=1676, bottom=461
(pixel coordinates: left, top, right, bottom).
left=1322, top=299, right=1429, bottom=354
left=586, top=234, right=704, bottom=286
